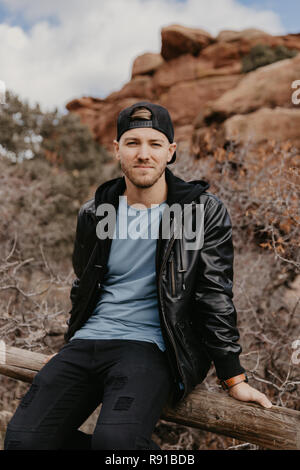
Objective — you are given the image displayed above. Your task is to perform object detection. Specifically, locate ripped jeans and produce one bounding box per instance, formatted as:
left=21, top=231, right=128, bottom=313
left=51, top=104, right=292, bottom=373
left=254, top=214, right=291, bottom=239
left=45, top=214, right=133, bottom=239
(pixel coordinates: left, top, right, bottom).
left=4, top=338, right=174, bottom=450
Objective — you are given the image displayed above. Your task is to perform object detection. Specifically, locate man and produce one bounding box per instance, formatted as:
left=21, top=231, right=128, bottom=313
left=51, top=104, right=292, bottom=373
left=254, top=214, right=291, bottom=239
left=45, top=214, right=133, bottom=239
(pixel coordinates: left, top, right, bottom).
left=4, top=101, right=272, bottom=451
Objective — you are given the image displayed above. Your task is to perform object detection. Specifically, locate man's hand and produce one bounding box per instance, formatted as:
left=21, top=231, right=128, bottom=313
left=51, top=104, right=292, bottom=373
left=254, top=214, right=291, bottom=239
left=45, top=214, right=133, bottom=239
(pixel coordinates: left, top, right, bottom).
left=228, top=381, right=272, bottom=408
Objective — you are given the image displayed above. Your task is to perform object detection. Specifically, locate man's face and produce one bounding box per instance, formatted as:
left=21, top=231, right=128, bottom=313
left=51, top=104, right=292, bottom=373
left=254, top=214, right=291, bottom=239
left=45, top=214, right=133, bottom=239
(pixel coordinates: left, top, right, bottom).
left=113, top=128, right=176, bottom=189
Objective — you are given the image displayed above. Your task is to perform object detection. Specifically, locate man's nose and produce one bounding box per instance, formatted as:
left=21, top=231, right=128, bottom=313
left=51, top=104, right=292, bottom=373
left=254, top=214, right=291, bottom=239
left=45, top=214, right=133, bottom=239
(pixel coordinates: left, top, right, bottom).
left=137, top=144, right=151, bottom=159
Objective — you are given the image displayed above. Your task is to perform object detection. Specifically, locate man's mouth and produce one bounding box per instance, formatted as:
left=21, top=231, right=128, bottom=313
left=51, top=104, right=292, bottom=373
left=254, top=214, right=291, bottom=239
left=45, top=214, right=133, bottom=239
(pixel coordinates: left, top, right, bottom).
left=134, top=165, right=153, bottom=169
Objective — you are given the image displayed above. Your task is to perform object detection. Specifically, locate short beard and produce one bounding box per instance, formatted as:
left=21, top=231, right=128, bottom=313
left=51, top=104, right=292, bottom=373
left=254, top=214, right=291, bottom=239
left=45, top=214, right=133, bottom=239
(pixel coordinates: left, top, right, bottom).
left=120, top=161, right=166, bottom=188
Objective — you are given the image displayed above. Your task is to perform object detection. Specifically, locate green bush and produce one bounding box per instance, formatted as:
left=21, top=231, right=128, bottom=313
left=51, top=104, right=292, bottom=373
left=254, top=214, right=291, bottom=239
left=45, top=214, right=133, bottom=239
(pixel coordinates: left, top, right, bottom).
left=242, top=43, right=298, bottom=73
left=0, top=90, right=111, bottom=171
left=0, top=90, right=119, bottom=262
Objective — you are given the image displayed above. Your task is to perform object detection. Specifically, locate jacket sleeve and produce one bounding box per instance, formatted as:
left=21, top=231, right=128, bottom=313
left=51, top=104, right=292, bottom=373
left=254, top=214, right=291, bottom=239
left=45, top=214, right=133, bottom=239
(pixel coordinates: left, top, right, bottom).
left=193, top=198, right=245, bottom=380
left=69, top=206, right=86, bottom=309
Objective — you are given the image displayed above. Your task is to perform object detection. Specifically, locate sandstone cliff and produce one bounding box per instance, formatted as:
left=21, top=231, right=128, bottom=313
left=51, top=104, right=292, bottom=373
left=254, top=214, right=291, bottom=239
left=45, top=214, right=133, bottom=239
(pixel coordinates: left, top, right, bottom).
left=65, top=24, right=300, bottom=158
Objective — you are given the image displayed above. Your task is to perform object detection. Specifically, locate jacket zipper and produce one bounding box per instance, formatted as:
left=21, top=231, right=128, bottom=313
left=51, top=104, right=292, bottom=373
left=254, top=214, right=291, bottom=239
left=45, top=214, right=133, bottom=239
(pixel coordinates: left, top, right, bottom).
left=168, top=252, right=176, bottom=297
left=178, top=227, right=186, bottom=292
left=158, top=235, right=187, bottom=396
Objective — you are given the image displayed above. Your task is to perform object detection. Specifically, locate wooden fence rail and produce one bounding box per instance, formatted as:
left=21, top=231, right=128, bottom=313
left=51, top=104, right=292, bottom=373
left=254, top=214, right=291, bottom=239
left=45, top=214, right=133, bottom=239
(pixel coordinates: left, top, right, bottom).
left=0, top=341, right=300, bottom=449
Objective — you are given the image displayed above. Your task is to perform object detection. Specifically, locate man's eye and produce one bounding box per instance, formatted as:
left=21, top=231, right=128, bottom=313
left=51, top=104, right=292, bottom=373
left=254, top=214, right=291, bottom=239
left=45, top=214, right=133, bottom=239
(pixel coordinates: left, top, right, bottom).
left=127, top=142, right=160, bottom=146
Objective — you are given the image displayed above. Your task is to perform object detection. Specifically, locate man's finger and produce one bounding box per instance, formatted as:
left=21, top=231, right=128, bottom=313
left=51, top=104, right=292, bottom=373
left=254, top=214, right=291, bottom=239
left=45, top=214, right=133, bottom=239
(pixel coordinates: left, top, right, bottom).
left=260, top=396, right=273, bottom=408
left=253, top=392, right=273, bottom=408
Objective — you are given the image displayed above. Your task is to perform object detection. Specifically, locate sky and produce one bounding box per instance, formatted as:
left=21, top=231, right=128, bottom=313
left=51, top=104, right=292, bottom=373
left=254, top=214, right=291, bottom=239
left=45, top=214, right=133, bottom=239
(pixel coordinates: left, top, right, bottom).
left=0, top=0, right=298, bottom=113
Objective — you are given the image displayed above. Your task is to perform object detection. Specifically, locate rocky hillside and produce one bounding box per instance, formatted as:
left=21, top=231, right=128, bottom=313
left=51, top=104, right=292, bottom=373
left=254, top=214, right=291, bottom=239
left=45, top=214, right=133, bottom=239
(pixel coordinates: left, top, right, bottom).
left=65, top=25, right=300, bottom=157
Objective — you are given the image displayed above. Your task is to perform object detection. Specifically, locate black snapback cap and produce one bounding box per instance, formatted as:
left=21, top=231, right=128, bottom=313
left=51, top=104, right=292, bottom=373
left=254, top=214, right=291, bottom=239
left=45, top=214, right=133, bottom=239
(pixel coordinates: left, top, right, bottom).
left=116, top=101, right=176, bottom=164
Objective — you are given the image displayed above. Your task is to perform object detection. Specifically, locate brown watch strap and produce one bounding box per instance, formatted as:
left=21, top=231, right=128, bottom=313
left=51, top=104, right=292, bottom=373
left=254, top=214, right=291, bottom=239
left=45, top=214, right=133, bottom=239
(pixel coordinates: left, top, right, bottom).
left=219, top=373, right=247, bottom=390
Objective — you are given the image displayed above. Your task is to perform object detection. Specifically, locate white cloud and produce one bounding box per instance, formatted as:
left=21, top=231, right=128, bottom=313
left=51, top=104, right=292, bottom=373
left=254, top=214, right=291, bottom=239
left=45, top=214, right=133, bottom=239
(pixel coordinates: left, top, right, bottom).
left=0, top=0, right=284, bottom=112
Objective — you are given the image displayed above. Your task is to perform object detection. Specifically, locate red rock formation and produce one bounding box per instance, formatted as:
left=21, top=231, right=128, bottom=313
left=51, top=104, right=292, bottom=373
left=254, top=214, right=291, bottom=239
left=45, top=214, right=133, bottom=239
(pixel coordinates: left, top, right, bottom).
left=160, top=24, right=213, bottom=60
left=131, top=53, right=164, bottom=78
left=65, top=25, right=300, bottom=158
left=202, top=53, right=300, bottom=119
left=224, top=107, right=300, bottom=148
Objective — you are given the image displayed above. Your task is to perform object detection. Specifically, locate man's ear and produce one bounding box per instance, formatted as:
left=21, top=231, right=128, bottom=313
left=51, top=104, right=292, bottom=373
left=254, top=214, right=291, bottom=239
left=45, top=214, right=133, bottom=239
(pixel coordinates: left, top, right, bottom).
left=168, top=142, right=177, bottom=163
left=113, top=139, right=120, bottom=160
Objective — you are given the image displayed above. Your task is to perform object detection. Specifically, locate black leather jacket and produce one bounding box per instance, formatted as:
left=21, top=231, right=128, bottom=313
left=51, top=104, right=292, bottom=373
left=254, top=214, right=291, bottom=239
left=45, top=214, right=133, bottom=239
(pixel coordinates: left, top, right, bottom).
left=64, top=167, right=245, bottom=405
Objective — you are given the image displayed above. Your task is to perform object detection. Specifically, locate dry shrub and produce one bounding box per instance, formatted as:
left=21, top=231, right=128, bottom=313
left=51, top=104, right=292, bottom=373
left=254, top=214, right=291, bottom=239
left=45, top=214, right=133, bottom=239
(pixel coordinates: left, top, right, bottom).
left=242, top=44, right=298, bottom=73
left=0, top=116, right=299, bottom=448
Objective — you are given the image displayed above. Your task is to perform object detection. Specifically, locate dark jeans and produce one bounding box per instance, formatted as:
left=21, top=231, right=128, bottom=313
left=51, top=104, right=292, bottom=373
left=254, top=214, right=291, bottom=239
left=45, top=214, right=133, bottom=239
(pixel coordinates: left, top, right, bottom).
left=4, top=338, right=174, bottom=450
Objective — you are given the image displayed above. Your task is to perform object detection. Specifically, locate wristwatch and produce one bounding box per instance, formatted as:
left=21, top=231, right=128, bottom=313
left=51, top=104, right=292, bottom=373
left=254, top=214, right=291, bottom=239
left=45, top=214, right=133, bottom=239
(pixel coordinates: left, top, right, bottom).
left=219, top=373, right=248, bottom=390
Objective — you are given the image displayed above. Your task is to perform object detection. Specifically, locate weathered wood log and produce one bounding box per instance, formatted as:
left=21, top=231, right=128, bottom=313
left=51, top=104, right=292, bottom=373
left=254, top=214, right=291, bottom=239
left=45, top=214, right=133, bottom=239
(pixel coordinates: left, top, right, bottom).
left=161, top=389, right=300, bottom=450
left=0, top=364, right=36, bottom=383
left=0, top=341, right=300, bottom=449
left=0, top=342, right=46, bottom=371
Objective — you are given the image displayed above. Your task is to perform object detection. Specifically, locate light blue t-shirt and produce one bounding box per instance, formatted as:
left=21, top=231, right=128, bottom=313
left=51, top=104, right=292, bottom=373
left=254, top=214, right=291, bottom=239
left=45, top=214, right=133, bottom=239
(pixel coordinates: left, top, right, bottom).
left=70, top=196, right=167, bottom=351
